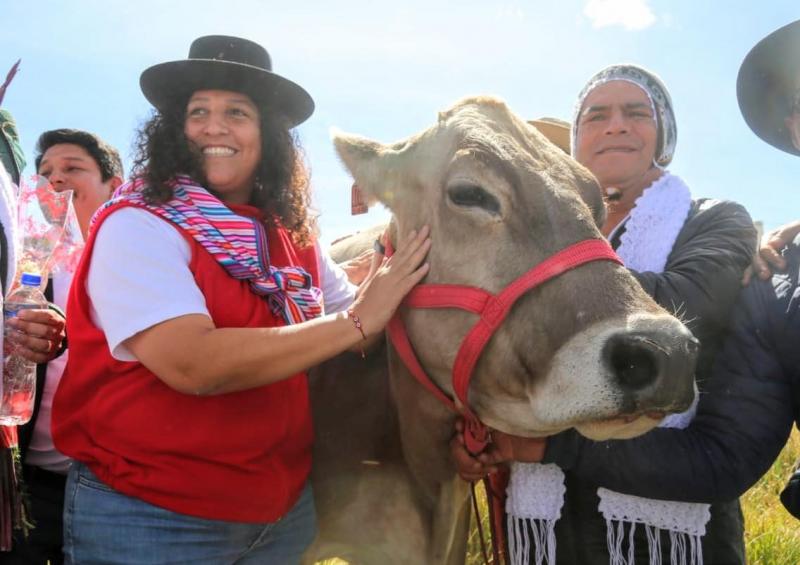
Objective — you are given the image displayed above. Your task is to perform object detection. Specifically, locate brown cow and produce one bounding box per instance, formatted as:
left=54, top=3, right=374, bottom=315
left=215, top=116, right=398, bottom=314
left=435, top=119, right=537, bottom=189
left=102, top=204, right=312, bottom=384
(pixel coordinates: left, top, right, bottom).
left=304, top=96, right=697, bottom=564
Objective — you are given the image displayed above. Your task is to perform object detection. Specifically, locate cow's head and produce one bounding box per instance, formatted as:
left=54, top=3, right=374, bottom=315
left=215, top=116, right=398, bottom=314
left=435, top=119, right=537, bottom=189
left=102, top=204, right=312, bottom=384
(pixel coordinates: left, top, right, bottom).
left=333, top=96, right=697, bottom=441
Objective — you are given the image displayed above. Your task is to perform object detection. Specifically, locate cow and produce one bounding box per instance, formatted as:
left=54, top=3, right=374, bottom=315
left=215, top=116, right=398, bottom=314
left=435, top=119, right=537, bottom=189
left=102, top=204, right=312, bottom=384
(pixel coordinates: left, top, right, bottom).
left=303, top=96, right=698, bottom=565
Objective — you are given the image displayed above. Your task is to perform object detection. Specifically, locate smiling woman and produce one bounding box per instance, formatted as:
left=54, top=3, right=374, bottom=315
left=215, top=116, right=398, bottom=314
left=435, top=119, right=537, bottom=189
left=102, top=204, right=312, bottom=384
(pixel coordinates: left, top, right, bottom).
left=183, top=90, right=263, bottom=204
left=48, top=35, right=431, bottom=565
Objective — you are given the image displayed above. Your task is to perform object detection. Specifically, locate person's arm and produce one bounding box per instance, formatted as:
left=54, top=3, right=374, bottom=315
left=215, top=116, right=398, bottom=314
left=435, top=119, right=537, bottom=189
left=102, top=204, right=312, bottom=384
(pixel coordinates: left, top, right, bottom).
left=545, top=274, right=795, bottom=503
left=94, top=209, right=430, bottom=396
left=126, top=236, right=429, bottom=395
left=750, top=220, right=800, bottom=280
left=317, top=240, right=394, bottom=355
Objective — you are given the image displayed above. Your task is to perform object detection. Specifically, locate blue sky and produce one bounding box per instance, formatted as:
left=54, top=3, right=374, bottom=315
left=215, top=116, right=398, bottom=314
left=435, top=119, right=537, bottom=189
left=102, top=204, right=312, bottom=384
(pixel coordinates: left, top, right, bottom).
left=1, top=0, right=797, bottom=245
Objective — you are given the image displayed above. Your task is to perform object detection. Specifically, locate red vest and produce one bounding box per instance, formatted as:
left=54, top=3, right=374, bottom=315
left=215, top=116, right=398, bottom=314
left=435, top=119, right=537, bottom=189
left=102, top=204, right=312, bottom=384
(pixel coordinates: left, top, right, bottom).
left=52, top=202, right=320, bottom=523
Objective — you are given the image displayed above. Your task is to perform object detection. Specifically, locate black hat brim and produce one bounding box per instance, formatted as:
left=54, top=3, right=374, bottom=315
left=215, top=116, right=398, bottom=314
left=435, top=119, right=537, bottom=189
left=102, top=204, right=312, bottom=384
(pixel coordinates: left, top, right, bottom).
left=140, top=59, right=315, bottom=127
left=737, top=20, right=800, bottom=156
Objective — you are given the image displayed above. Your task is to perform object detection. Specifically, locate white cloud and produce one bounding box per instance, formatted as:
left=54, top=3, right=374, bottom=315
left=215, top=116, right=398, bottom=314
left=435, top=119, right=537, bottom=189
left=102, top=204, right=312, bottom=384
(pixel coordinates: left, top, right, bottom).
left=583, top=0, right=657, bottom=31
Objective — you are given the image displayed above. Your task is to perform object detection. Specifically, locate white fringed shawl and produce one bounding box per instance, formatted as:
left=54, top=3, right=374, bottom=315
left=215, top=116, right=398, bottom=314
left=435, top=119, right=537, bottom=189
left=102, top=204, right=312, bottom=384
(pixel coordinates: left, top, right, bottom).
left=507, top=172, right=709, bottom=565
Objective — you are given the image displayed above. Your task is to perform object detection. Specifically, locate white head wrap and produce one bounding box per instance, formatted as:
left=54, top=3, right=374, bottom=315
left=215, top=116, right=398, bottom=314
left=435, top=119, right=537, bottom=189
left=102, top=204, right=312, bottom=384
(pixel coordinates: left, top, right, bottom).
left=571, top=64, right=677, bottom=167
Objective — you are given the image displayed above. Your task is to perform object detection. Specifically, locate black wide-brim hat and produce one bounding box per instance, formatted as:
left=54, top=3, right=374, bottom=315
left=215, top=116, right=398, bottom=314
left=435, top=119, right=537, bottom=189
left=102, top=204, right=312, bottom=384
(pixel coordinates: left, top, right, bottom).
left=140, top=35, right=314, bottom=127
left=737, top=19, right=800, bottom=156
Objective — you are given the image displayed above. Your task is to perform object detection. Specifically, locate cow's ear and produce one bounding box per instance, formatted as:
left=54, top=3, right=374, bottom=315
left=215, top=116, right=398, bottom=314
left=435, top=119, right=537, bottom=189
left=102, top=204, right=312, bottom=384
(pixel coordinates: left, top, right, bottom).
left=332, top=129, right=403, bottom=210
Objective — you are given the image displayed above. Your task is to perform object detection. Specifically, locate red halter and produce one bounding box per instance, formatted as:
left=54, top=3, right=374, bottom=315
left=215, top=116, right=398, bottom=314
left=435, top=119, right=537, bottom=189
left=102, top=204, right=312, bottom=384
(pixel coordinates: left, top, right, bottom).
left=385, top=237, right=623, bottom=455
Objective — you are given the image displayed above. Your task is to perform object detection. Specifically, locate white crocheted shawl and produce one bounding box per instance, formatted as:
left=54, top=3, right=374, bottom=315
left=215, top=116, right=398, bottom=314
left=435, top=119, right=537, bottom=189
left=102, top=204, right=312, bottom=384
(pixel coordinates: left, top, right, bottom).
left=506, top=172, right=709, bottom=565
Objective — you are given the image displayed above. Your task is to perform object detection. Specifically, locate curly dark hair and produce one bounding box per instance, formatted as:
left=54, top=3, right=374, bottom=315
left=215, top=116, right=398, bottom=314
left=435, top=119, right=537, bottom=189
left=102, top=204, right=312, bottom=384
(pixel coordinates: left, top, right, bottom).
left=131, top=102, right=316, bottom=247
left=35, top=129, right=124, bottom=181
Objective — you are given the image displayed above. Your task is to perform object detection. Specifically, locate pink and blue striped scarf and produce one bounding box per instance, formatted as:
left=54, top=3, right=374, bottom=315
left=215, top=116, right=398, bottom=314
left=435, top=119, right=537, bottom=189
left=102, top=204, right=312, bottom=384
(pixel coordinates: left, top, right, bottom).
left=96, top=175, right=322, bottom=325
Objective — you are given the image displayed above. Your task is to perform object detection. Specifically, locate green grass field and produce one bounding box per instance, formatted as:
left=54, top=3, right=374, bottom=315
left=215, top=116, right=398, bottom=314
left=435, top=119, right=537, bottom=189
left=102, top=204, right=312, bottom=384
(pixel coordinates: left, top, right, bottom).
left=321, top=430, right=800, bottom=564
left=742, top=429, right=800, bottom=565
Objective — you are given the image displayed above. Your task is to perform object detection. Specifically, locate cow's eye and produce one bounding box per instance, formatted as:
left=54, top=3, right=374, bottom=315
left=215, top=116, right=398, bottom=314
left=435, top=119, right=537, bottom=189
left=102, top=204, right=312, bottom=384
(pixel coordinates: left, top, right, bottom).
left=447, top=184, right=500, bottom=214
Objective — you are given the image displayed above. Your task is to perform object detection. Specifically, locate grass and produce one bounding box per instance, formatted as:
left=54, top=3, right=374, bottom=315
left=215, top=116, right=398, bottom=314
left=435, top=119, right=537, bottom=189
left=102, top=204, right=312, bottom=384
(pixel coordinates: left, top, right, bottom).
left=742, top=429, right=800, bottom=565
left=317, top=430, right=800, bottom=564
left=466, top=481, right=496, bottom=565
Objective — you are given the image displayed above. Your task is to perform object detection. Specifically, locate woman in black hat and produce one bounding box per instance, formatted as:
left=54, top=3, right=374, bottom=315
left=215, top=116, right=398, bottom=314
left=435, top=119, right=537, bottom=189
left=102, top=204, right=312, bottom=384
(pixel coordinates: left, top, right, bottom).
left=49, top=35, right=430, bottom=564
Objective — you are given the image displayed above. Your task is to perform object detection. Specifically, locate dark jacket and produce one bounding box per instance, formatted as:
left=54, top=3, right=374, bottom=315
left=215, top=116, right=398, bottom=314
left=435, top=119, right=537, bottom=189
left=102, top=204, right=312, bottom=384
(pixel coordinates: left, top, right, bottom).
left=544, top=198, right=757, bottom=565
left=546, top=238, right=799, bottom=502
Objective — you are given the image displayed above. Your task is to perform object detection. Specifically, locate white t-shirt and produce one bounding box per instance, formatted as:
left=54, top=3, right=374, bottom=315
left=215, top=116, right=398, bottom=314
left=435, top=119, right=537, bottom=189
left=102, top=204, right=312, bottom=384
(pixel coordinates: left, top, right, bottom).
left=87, top=207, right=356, bottom=361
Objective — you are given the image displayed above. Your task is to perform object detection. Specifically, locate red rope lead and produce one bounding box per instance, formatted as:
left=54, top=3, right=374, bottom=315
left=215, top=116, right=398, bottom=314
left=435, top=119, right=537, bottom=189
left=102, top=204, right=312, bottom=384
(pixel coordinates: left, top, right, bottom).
left=388, top=235, right=621, bottom=563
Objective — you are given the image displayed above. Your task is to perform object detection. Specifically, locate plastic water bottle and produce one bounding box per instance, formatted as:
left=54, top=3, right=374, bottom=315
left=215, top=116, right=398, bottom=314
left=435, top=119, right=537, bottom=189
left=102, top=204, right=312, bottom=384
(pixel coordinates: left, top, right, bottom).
left=0, top=273, right=47, bottom=425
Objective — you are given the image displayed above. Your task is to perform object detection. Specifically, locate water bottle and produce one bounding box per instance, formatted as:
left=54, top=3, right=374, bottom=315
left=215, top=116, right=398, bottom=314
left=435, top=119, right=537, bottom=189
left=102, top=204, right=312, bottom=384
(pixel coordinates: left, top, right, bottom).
left=0, top=273, right=47, bottom=425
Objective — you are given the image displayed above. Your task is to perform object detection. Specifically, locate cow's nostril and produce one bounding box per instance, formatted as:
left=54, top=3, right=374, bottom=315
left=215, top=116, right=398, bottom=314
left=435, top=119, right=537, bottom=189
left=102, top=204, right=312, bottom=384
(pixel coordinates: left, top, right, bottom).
left=604, top=334, right=660, bottom=391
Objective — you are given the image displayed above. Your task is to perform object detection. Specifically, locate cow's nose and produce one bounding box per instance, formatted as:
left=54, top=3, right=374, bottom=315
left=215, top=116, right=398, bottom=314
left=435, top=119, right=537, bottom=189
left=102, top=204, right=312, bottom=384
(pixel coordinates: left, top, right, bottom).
left=603, top=332, right=666, bottom=391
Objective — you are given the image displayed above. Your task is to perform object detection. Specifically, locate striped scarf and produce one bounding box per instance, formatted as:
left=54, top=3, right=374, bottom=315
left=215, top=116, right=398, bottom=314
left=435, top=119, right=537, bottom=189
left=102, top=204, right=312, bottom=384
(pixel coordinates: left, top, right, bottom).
left=97, top=176, right=322, bottom=325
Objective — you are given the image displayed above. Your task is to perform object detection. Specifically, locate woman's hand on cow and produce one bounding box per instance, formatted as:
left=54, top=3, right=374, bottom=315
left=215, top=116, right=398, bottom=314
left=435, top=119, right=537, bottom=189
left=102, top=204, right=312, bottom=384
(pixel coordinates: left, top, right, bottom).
left=743, top=220, right=800, bottom=285
left=450, top=419, right=547, bottom=482
left=6, top=308, right=66, bottom=364
left=349, top=225, right=430, bottom=336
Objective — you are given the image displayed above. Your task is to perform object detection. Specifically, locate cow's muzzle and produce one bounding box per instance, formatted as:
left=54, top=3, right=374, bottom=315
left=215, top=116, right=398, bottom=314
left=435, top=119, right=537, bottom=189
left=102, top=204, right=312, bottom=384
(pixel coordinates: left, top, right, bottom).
left=603, top=324, right=699, bottom=414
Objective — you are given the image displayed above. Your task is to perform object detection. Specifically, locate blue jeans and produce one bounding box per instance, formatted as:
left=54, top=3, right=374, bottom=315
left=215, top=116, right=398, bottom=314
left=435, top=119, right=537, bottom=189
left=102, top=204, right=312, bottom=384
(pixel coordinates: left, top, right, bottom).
left=63, top=461, right=316, bottom=564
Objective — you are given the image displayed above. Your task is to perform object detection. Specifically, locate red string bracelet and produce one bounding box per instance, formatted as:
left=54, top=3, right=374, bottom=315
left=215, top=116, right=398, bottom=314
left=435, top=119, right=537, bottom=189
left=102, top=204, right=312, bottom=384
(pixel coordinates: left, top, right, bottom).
left=348, top=308, right=367, bottom=358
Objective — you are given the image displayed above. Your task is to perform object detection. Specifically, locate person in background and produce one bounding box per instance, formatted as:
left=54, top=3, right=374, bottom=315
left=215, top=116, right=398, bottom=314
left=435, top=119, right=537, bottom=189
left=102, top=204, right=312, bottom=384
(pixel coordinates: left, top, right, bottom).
left=520, top=16, right=800, bottom=529
left=691, top=17, right=800, bottom=513
left=0, top=104, right=66, bottom=552
left=0, top=117, right=71, bottom=366
left=50, top=35, right=429, bottom=564
left=552, top=17, right=800, bottom=519
left=739, top=17, right=800, bottom=284
left=0, top=129, right=123, bottom=565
